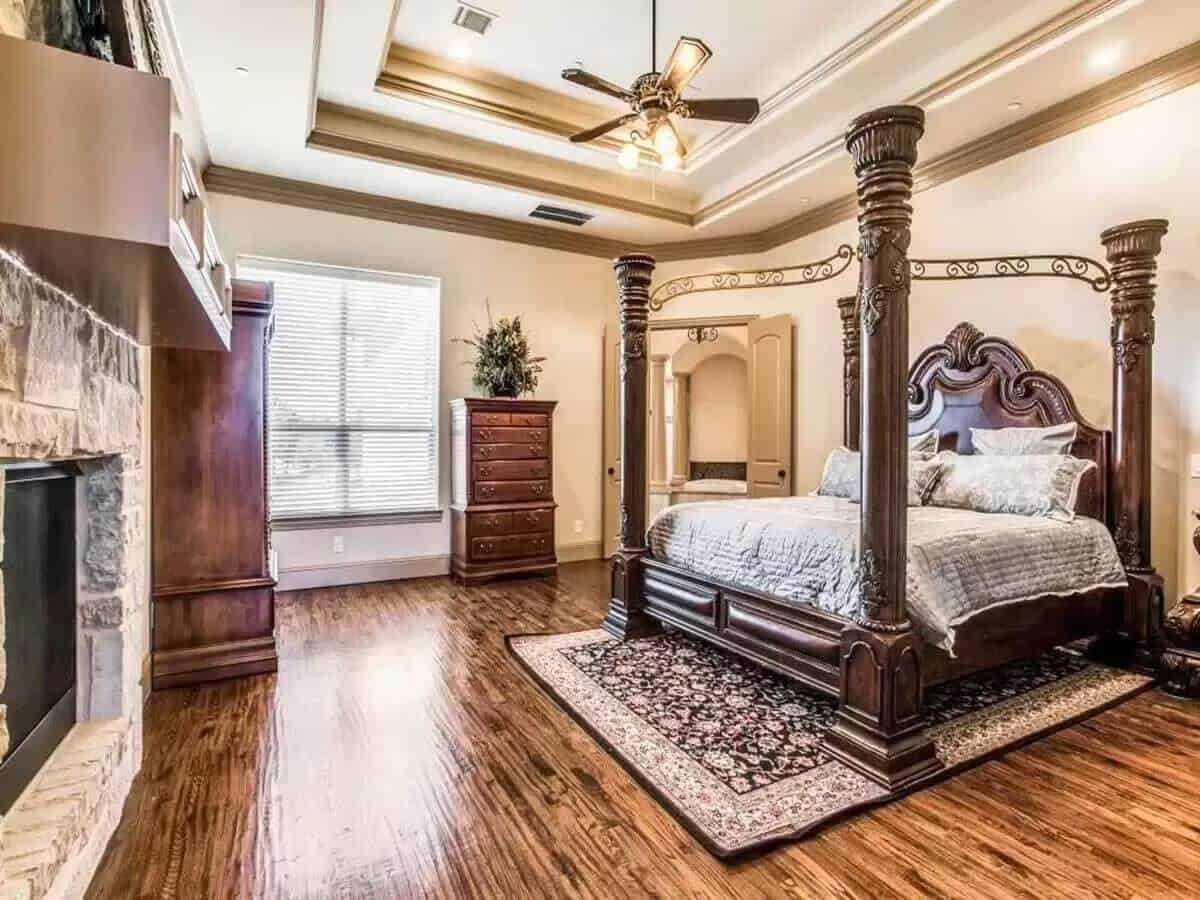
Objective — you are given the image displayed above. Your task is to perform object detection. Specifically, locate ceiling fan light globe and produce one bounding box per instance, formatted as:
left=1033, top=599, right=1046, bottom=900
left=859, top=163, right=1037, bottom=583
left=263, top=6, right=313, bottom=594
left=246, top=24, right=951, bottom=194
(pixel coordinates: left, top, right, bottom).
left=618, top=143, right=640, bottom=170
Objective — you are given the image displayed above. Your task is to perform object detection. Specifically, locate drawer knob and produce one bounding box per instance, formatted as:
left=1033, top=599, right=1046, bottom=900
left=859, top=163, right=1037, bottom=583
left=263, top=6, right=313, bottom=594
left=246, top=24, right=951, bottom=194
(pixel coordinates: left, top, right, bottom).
left=486, top=517, right=500, bottom=528
left=479, top=466, right=491, bottom=477
left=479, top=447, right=491, bottom=458
left=530, top=445, right=543, bottom=456
left=481, top=486, right=494, bottom=497
left=526, top=513, right=538, bottom=524
left=479, top=429, right=491, bottom=440
left=532, top=484, right=545, bottom=495
left=481, top=541, right=493, bottom=552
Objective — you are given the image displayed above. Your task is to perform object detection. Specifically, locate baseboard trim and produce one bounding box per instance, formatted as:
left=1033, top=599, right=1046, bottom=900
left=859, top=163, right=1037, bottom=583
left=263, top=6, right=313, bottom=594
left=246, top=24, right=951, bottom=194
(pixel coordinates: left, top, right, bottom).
left=152, top=636, right=278, bottom=690
left=557, top=540, right=603, bottom=563
left=277, top=554, right=451, bottom=592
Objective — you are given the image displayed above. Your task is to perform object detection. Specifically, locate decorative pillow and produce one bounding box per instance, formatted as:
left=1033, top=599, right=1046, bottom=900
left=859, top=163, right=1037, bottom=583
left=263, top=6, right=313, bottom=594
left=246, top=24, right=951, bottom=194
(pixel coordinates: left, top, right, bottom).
left=970, top=422, right=1077, bottom=456
left=926, top=452, right=1094, bottom=520
left=908, top=429, right=940, bottom=458
left=817, top=448, right=944, bottom=506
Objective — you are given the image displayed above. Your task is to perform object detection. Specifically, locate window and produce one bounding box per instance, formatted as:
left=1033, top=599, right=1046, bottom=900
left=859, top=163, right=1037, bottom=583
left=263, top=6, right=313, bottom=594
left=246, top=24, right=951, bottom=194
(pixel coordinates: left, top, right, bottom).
left=240, top=257, right=440, bottom=525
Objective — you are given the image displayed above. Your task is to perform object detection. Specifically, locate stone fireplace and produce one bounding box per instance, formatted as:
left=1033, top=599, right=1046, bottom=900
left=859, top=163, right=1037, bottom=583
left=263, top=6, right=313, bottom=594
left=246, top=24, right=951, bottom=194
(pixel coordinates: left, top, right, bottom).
left=0, top=249, right=145, bottom=899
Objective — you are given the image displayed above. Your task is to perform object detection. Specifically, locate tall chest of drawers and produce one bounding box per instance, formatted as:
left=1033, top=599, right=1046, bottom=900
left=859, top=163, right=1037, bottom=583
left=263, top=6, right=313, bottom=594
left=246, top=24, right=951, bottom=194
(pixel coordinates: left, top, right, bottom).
left=450, top=398, right=558, bottom=584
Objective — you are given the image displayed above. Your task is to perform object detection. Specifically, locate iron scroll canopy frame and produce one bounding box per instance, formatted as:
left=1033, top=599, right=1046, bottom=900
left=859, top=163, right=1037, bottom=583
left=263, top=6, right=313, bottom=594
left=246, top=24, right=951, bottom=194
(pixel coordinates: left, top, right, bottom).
left=648, top=244, right=855, bottom=310
left=646, top=247, right=1112, bottom=310
left=908, top=254, right=1111, bottom=292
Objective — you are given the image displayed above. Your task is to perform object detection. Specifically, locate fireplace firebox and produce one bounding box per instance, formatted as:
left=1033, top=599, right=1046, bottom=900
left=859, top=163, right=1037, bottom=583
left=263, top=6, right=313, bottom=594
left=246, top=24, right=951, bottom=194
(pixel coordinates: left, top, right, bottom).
left=0, top=462, right=79, bottom=815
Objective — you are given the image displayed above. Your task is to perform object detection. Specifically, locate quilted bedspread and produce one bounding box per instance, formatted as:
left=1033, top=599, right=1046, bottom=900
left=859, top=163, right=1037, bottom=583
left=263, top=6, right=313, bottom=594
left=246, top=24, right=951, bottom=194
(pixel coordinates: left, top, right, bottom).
left=646, top=496, right=1127, bottom=654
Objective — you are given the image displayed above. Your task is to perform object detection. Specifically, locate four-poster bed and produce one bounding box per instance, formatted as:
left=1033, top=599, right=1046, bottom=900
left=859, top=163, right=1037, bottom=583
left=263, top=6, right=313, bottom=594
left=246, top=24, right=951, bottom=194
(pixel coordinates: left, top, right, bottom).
left=604, top=104, right=1169, bottom=790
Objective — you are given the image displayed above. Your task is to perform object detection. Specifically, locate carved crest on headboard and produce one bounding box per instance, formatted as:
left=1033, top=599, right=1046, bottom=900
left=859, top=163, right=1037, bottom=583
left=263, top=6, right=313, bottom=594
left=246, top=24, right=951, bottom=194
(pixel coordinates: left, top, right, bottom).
left=943, top=322, right=983, bottom=369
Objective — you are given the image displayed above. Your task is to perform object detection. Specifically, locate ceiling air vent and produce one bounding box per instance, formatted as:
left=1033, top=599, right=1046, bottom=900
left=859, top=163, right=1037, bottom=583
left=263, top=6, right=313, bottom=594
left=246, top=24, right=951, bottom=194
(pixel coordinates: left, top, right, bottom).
left=452, top=3, right=497, bottom=36
left=529, top=204, right=594, bottom=227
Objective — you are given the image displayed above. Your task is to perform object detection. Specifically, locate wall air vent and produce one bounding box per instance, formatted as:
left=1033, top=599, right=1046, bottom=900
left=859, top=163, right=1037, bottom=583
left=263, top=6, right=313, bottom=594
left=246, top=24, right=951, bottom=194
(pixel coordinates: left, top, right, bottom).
left=529, top=204, right=594, bottom=227
left=452, top=3, right=497, bottom=36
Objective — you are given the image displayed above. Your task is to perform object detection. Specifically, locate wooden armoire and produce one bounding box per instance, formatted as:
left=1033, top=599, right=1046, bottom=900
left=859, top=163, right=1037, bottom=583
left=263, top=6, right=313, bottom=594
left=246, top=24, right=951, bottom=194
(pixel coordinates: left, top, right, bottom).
left=151, top=279, right=277, bottom=689
left=450, top=398, right=558, bottom=584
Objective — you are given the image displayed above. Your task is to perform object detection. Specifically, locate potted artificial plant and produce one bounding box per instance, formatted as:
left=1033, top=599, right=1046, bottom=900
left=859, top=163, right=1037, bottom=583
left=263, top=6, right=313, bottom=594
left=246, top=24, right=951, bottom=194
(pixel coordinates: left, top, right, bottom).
left=457, top=302, right=545, bottom=398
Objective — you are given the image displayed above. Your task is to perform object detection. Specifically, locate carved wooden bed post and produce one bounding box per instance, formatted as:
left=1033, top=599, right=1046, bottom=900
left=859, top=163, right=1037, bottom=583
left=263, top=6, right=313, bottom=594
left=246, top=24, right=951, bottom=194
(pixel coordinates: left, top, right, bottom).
left=823, top=106, right=942, bottom=789
left=603, top=254, right=662, bottom=640
left=837, top=295, right=861, bottom=451
left=1102, top=219, right=1169, bottom=667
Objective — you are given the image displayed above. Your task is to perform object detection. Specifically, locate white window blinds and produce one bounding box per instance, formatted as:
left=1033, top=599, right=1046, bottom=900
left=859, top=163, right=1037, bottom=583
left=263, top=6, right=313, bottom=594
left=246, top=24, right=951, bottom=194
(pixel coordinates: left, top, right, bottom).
left=240, top=257, right=441, bottom=523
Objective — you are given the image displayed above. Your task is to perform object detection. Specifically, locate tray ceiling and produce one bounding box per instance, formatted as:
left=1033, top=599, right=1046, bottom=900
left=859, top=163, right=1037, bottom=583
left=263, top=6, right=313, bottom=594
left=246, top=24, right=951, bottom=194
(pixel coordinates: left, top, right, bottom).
left=170, top=0, right=1200, bottom=251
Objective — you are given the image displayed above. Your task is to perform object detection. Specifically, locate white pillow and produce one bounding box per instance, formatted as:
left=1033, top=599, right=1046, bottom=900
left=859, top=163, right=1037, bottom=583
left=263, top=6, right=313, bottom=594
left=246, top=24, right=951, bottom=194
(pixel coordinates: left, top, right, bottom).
left=926, top=452, right=1094, bottom=520
left=817, top=448, right=944, bottom=506
left=970, top=422, right=1076, bottom=456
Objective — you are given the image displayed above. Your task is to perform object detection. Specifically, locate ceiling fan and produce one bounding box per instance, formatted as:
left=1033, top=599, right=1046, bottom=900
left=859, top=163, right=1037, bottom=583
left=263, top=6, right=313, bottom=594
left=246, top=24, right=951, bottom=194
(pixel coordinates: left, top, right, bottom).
left=561, top=0, right=760, bottom=171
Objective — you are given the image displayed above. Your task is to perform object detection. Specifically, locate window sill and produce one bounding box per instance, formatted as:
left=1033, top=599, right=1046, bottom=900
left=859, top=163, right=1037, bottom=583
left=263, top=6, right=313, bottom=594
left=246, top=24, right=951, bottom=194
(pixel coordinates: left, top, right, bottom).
left=271, top=510, right=445, bottom=531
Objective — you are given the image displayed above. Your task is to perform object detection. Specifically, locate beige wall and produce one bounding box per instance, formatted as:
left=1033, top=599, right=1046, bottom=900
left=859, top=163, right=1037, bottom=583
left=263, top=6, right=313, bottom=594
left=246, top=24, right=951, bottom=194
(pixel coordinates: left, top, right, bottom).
left=210, top=193, right=614, bottom=585
left=690, top=354, right=748, bottom=463
left=655, top=81, right=1200, bottom=602
left=212, top=79, right=1200, bottom=597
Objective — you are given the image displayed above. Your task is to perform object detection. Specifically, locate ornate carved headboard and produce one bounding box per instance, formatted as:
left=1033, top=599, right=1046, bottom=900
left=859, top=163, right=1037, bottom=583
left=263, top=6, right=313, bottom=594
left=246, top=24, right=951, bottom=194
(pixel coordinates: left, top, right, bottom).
left=905, top=322, right=1110, bottom=523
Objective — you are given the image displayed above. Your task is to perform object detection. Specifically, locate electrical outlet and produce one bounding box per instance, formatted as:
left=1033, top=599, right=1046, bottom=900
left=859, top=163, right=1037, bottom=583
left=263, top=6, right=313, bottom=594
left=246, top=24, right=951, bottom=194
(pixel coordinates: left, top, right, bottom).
left=333, top=534, right=345, bottom=554
left=1191, top=454, right=1200, bottom=478
left=573, top=519, right=584, bottom=534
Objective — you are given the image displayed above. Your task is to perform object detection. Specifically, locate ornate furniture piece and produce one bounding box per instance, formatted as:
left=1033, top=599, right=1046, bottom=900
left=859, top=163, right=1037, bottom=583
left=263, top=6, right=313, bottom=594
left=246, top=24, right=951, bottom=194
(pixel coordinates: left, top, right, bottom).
left=151, top=279, right=277, bottom=689
left=450, top=398, right=558, bottom=584
left=603, top=102, right=1171, bottom=790
left=1161, top=513, right=1200, bottom=696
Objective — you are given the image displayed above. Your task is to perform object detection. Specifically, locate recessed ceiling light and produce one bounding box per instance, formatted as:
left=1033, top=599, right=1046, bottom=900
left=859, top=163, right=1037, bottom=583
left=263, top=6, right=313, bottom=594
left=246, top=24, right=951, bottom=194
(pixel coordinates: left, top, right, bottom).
left=1007, top=101, right=1023, bottom=111
left=799, top=197, right=811, bottom=204
left=448, top=40, right=472, bottom=61
left=235, top=66, right=250, bottom=77
left=1088, top=44, right=1122, bottom=70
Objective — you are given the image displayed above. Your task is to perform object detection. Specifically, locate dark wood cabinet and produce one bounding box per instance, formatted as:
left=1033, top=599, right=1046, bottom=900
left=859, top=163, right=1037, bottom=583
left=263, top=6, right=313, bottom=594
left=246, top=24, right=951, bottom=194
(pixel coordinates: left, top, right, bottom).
left=450, top=398, right=557, bottom=584
left=151, top=279, right=277, bottom=689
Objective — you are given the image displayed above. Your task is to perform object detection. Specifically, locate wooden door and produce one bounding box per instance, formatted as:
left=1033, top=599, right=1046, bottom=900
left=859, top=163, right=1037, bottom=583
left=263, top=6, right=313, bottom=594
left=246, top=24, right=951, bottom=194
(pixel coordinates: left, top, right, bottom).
left=747, top=315, right=793, bottom=497
left=602, top=325, right=621, bottom=557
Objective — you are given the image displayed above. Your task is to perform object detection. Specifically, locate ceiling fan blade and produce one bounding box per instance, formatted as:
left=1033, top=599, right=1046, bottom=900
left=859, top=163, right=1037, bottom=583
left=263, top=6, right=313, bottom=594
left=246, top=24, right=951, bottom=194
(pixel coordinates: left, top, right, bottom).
left=682, top=98, right=760, bottom=124
left=562, top=68, right=635, bottom=102
left=659, top=37, right=712, bottom=96
left=569, top=112, right=639, bottom=144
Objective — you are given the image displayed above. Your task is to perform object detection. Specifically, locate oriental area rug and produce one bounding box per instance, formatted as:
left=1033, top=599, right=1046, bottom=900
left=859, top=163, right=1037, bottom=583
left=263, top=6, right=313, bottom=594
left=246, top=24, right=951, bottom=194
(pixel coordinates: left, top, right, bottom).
left=507, top=629, right=1152, bottom=857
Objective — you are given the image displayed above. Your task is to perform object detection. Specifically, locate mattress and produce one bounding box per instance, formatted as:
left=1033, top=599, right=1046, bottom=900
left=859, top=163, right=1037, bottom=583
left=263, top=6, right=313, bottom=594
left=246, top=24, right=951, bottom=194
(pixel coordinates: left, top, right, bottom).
left=677, top=478, right=748, bottom=495
left=646, top=496, right=1127, bottom=654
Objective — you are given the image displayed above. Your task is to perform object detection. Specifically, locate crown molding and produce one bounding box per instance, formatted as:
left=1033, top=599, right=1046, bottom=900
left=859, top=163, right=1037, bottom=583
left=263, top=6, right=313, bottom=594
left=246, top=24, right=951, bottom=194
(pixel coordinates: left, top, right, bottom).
left=308, top=102, right=695, bottom=225
left=208, top=39, right=1200, bottom=263
left=686, top=0, right=945, bottom=171
left=376, top=44, right=628, bottom=155
left=750, top=36, right=1200, bottom=253
left=203, top=166, right=633, bottom=258
left=693, top=0, right=1145, bottom=226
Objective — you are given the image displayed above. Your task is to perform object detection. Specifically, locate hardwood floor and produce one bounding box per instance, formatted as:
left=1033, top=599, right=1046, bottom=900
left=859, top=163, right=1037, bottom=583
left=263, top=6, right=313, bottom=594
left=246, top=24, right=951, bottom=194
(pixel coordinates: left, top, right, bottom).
left=88, top=561, right=1200, bottom=899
